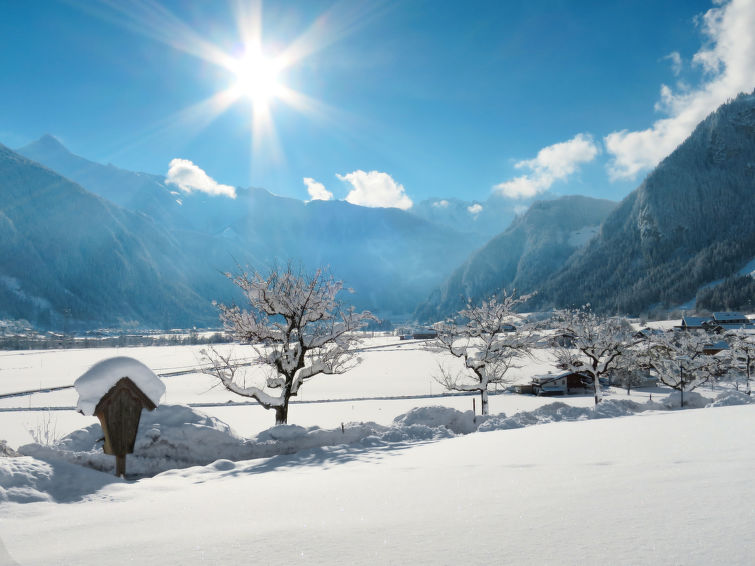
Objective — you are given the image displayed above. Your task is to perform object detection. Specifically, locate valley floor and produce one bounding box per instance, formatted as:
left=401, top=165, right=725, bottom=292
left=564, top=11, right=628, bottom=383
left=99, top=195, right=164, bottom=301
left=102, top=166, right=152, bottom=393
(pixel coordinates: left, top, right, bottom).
left=0, top=339, right=753, bottom=565
left=1, top=405, right=753, bottom=565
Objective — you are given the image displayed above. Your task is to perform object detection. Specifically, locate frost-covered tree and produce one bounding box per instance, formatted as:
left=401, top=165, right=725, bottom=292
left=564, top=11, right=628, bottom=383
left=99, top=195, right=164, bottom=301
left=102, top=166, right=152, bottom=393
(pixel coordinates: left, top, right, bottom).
left=552, top=308, right=634, bottom=405
left=202, top=264, right=374, bottom=424
left=643, top=330, right=716, bottom=406
left=726, top=331, right=754, bottom=395
left=430, top=292, right=534, bottom=415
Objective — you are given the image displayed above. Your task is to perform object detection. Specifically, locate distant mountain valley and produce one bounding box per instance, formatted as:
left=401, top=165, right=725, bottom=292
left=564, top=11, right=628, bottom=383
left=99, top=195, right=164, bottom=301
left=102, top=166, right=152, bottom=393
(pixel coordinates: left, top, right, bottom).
left=2, top=89, right=754, bottom=329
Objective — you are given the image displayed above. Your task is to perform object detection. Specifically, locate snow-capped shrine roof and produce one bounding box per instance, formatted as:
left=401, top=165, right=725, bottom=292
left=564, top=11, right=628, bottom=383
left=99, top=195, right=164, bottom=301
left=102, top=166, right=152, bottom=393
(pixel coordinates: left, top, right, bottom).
left=74, top=356, right=165, bottom=416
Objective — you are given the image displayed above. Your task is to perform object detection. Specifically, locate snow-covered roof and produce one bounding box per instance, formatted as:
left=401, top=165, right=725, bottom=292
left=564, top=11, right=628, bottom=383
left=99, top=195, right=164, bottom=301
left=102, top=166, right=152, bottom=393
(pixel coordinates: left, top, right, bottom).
left=74, top=356, right=165, bottom=416
left=531, top=371, right=588, bottom=384
left=682, top=316, right=708, bottom=327
left=703, top=340, right=729, bottom=352
left=712, top=312, right=748, bottom=322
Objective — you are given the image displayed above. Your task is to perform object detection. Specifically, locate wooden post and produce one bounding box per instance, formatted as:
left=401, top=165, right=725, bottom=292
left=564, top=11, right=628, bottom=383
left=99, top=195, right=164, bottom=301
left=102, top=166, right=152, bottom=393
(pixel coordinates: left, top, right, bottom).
left=93, top=377, right=157, bottom=478
left=116, top=454, right=126, bottom=478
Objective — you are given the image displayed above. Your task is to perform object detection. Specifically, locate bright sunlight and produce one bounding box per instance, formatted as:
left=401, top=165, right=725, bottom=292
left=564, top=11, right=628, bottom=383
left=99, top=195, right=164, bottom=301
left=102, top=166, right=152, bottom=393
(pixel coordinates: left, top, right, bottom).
left=227, top=49, right=282, bottom=107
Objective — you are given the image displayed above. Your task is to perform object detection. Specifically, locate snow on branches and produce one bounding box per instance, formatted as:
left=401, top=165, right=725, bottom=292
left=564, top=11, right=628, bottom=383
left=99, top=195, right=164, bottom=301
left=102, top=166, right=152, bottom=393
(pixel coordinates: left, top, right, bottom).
left=552, top=308, right=635, bottom=405
left=430, top=292, right=535, bottom=415
left=642, top=330, right=720, bottom=406
left=203, top=264, right=374, bottom=424
left=726, top=330, right=755, bottom=395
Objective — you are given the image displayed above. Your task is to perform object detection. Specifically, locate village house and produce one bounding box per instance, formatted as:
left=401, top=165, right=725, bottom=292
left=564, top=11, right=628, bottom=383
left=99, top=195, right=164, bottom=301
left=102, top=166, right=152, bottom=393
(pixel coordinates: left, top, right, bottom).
left=531, top=371, right=592, bottom=396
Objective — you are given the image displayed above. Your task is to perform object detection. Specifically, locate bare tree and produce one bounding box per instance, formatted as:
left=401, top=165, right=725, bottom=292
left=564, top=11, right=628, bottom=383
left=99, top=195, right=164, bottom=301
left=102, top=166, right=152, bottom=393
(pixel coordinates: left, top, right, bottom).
left=725, top=330, right=754, bottom=395
left=643, top=330, right=716, bottom=406
left=430, top=292, right=534, bottom=416
left=552, top=308, right=634, bottom=405
left=202, top=264, right=374, bottom=424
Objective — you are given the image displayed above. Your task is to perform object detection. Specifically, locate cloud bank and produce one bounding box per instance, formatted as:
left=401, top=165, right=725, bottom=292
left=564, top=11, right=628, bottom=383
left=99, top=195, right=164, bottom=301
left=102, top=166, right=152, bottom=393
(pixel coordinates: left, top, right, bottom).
left=337, top=170, right=413, bottom=210
left=166, top=158, right=236, bottom=198
left=467, top=203, right=483, bottom=216
left=303, top=177, right=333, bottom=201
left=605, top=0, right=755, bottom=180
left=493, top=134, right=599, bottom=198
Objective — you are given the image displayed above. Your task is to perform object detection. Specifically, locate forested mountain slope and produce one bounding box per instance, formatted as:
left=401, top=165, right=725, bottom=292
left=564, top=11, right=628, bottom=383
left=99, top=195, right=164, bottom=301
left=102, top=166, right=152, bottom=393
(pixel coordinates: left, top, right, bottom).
left=0, top=144, right=213, bottom=328
left=415, top=195, right=616, bottom=322
left=538, top=90, right=755, bottom=314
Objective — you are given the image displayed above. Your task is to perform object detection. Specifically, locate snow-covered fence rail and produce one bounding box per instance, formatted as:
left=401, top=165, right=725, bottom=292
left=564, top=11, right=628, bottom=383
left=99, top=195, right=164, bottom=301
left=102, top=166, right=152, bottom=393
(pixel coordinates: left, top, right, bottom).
left=0, top=358, right=257, bottom=401
left=0, top=390, right=505, bottom=413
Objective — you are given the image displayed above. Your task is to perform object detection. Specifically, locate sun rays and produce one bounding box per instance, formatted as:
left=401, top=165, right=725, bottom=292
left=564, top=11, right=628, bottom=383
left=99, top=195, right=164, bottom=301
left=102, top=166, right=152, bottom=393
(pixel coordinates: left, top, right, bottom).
left=73, top=0, right=382, bottom=178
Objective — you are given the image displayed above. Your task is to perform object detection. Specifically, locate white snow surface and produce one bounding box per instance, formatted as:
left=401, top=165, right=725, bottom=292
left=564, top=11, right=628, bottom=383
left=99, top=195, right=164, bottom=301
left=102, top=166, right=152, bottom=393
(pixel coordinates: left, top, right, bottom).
left=1, top=403, right=753, bottom=565
left=7, top=389, right=751, bottom=484
left=73, top=356, right=166, bottom=415
left=2, top=341, right=755, bottom=564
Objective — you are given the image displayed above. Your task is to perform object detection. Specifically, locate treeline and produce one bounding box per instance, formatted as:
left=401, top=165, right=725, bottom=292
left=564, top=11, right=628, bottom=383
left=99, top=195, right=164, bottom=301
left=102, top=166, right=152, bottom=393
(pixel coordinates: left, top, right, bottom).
left=0, top=331, right=232, bottom=351
left=697, top=275, right=755, bottom=312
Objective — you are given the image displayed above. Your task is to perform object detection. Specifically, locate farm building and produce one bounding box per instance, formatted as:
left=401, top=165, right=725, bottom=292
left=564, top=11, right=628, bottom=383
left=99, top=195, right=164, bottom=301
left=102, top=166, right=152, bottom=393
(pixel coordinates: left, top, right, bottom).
left=531, top=371, right=592, bottom=396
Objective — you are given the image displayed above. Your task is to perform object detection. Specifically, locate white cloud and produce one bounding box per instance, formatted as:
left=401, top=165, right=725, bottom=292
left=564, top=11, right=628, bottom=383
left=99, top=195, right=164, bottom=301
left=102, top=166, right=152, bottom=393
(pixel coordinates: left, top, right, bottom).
left=432, top=199, right=450, bottom=208
left=493, top=133, right=599, bottom=199
left=664, top=51, right=683, bottom=76
left=303, top=177, right=333, bottom=201
left=165, top=158, right=236, bottom=198
left=513, top=204, right=529, bottom=216
left=605, top=0, right=755, bottom=180
left=336, top=170, right=413, bottom=210
left=467, top=203, right=483, bottom=216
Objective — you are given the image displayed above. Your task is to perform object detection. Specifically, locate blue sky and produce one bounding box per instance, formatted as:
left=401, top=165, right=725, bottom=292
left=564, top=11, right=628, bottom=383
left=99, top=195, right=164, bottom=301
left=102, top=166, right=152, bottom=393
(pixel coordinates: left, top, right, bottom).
left=1, top=0, right=753, bottom=209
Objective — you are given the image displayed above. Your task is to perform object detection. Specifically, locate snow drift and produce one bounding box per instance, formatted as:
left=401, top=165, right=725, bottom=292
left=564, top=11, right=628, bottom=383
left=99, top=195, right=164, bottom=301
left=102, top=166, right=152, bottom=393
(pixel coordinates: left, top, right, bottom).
left=4, top=390, right=751, bottom=502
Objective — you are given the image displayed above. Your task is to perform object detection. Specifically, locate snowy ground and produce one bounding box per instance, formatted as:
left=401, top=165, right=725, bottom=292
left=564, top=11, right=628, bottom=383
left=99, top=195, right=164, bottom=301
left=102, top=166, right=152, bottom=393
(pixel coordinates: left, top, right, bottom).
left=2, top=405, right=753, bottom=565
left=0, top=338, right=564, bottom=448
left=1, top=338, right=753, bottom=564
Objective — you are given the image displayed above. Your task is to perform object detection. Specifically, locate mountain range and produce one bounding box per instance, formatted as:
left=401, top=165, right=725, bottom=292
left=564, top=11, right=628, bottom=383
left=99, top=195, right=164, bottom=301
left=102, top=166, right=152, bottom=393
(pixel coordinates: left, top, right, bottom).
left=5, top=138, right=483, bottom=328
left=2, top=89, right=754, bottom=329
left=0, top=144, right=209, bottom=329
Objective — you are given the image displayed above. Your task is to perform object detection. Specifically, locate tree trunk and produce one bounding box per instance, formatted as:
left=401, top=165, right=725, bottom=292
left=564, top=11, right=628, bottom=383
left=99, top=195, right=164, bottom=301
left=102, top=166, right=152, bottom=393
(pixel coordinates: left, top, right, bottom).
left=594, top=375, right=601, bottom=405
left=480, top=389, right=489, bottom=415
left=275, top=386, right=292, bottom=425
left=275, top=403, right=288, bottom=425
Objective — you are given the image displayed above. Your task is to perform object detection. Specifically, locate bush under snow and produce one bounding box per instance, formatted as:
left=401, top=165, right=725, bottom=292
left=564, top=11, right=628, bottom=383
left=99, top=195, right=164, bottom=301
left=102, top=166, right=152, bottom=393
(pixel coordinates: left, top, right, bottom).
left=4, top=390, right=751, bottom=503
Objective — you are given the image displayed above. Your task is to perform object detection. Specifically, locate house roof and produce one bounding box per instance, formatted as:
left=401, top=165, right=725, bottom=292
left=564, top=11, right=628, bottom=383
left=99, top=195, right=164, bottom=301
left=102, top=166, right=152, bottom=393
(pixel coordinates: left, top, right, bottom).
left=712, top=312, right=748, bottom=322
left=682, top=316, right=708, bottom=327
left=634, top=327, right=666, bottom=338
left=703, top=340, right=730, bottom=352
left=532, top=371, right=589, bottom=384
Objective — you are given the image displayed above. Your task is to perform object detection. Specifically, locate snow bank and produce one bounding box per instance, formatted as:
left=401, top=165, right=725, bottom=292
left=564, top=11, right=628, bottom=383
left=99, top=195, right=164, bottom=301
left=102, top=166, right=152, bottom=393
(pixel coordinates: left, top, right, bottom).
left=74, top=356, right=165, bottom=415
left=22, top=405, right=250, bottom=478
left=477, top=398, right=660, bottom=432
left=0, top=440, right=19, bottom=457
left=659, top=390, right=709, bottom=409
left=392, top=405, right=480, bottom=434
left=706, top=389, right=753, bottom=407
left=18, top=405, right=460, bottom=478
left=10, top=390, right=751, bottom=499
left=0, top=455, right=120, bottom=504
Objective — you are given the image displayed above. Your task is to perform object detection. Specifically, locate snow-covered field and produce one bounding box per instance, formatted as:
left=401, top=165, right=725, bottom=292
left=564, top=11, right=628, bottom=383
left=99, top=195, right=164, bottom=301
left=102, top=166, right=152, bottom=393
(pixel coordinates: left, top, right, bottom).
left=1, top=338, right=753, bottom=565
left=0, top=338, right=563, bottom=448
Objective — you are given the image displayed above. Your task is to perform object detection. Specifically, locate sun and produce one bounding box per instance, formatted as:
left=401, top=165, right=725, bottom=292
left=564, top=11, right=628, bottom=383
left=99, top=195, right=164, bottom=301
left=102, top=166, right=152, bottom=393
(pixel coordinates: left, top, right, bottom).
left=227, top=50, right=283, bottom=107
